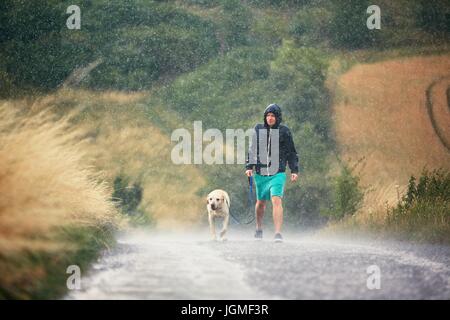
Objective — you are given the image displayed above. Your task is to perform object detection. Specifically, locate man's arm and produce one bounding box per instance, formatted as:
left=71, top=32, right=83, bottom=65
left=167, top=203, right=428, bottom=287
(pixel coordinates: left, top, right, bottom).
left=286, top=128, right=299, bottom=175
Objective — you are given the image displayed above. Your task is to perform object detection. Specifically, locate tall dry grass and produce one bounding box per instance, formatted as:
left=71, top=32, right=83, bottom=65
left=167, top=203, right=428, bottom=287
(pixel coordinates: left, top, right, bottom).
left=324, top=183, right=400, bottom=236
left=0, top=103, right=119, bottom=255
left=21, top=88, right=207, bottom=229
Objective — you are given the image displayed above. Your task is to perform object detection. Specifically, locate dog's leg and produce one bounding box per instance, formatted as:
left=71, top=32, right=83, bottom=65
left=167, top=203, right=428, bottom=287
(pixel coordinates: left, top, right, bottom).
left=220, top=214, right=229, bottom=241
left=208, top=214, right=217, bottom=241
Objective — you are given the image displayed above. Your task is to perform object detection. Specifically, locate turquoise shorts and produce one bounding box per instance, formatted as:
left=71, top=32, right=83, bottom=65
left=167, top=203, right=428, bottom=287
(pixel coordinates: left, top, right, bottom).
left=254, top=172, right=287, bottom=201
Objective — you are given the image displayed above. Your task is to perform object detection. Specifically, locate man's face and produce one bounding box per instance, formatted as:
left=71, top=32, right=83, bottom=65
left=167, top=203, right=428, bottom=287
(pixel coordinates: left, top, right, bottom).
left=266, top=112, right=276, bottom=127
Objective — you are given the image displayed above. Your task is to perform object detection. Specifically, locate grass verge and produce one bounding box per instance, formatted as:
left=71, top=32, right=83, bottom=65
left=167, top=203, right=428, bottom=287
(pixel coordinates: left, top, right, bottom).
left=0, top=104, right=121, bottom=299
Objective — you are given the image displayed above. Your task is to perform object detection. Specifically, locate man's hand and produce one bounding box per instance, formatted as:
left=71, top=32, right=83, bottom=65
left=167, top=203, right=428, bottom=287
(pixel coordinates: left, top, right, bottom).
left=291, top=173, right=298, bottom=182
left=245, top=170, right=253, bottom=177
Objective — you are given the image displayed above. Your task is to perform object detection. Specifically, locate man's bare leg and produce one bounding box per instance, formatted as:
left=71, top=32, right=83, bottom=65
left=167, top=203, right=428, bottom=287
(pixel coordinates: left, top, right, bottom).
left=271, top=196, right=283, bottom=234
left=255, top=200, right=266, bottom=230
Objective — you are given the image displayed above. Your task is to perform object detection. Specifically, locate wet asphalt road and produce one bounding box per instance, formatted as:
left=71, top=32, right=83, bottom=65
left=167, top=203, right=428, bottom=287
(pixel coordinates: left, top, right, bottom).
left=66, top=229, right=450, bottom=300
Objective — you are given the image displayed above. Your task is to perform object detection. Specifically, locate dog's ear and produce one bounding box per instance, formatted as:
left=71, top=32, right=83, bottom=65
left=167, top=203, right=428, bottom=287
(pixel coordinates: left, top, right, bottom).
left=206, top=197, right=209, bottom=204
left=224, top=195, right=230, bottom=208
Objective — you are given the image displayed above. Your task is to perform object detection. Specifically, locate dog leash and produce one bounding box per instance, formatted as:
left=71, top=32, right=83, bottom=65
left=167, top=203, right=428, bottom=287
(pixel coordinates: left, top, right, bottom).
left=229, top=176, right=256, bottom=225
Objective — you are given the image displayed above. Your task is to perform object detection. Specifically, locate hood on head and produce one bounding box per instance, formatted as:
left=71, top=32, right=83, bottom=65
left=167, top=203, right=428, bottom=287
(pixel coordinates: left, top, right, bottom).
left=263, top=103, right=282, bottom=128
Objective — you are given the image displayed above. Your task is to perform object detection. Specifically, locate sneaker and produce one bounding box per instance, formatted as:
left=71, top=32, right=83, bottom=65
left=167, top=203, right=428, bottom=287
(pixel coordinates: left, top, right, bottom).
left=273, top=233, right=283, bottom=243
left=254, top=229, right=263, bottom=240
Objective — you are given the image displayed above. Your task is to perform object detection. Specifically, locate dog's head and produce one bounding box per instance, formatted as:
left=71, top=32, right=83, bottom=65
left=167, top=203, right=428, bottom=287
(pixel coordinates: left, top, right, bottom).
left=206, top=190, right=229, bottom=211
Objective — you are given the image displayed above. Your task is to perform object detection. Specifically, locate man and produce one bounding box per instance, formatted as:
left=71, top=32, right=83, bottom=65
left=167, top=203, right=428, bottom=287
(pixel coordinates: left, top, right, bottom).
left=245, top=103, right=299, bottom=243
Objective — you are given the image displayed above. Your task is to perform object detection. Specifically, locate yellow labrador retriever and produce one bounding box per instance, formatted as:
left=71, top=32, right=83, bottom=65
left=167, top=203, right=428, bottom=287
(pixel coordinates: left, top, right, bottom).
left=206, top=189, right=230, bottom=241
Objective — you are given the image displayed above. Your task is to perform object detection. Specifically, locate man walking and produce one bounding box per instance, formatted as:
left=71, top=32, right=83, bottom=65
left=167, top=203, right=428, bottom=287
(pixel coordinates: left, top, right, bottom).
left=245, top=103, right=299, bottom=242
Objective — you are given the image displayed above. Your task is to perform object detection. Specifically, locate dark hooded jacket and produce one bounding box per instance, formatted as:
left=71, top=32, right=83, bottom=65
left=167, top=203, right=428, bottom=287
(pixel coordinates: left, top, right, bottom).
left=246, top=104, right=299, bottom=175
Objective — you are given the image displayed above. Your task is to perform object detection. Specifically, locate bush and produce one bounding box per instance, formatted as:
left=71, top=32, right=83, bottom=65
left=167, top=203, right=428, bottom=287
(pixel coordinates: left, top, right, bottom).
left=0, top=0, right=81, bottom=91
left=329, top=0, right=380, bottom=49
left=323, top=162, right=364, bottom=220
left=112, top=175, right=143, bottom=215
left=418, top=0, right=450, bottom=35
left=386, top=169, right=450, bottom=243
left=373, top=0, right=423, bottom=48
left=284, top=124, right=333, bottom=227
left=0, top=69, right=14, bottom=97
left=269, top=41, right=332, bottom=143
left=289, top=0, right=449, bottom=50
left=289, top=7, right=333, bottom=46
left=397, top=168, right=449, bottom=210
left=269, top=40, right=328, bottom=90
left=251, top=14, right=287, bottom=46
left=0, top=0, right=63, bottom=44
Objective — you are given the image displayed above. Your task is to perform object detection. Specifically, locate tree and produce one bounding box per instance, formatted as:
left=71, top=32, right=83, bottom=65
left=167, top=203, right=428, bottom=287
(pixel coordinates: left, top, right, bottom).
left=329, top=0, right=380, bottom=49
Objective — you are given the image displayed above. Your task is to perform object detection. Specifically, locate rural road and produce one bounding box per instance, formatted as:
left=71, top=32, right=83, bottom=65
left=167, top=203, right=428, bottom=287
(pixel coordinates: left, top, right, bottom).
left=66, top=228, right=450, bottom=300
